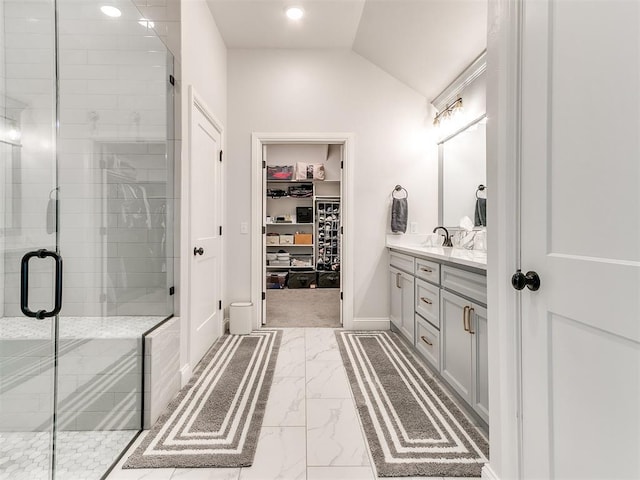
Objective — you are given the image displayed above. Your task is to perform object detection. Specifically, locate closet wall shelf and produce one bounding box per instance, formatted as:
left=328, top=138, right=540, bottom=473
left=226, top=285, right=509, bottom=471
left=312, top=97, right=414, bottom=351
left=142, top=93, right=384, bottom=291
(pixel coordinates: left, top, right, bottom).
left=266, top=222, right=314, bottom=226
left=266, top=265, right=315, bottom=270
left=266, top=244, right=315, bottom=248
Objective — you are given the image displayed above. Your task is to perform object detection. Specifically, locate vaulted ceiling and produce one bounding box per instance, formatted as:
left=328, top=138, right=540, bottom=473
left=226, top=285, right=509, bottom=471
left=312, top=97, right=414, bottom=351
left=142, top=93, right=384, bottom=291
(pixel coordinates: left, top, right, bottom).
left=206, top=0, right=487, bottom=101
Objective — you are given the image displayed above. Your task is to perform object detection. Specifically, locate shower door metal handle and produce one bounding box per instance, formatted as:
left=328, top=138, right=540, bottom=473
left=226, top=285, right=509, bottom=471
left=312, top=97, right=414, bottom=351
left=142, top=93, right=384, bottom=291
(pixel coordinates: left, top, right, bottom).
left=21, top=249, right=63, bottom=319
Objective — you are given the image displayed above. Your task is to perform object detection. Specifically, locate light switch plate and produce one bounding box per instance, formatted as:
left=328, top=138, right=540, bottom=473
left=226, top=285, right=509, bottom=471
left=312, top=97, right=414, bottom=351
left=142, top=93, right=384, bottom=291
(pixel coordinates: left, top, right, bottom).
left=240, top=222, right=248, bottom=234
left=410, top=222, right=418, bottom=233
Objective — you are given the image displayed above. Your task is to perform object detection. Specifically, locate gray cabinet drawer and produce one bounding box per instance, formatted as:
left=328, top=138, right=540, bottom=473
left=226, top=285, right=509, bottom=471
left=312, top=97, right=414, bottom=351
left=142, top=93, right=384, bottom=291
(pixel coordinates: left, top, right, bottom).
left=415, top=278, right=440, bottom=328
left=415, top=257, right=440, bottom=284
left=441, top=266, right=487, bottom=305
left=389, top=250, right=415, bottom=274
left=415, top=314, right=440, bottom=372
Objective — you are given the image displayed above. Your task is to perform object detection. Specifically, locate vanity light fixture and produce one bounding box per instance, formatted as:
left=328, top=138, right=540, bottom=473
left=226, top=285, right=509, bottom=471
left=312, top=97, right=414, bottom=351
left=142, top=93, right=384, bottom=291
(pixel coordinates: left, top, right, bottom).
left=285, top=6, right=305, bottom=20
left=7, top=128, right=21, bottom=142
left=139, top=18, right=155, bottom=28
left=100, top=6, right=122, bottom=18
left=433, top=97, right=463, bottom=127
left=1, top=116, right=22, bottom=145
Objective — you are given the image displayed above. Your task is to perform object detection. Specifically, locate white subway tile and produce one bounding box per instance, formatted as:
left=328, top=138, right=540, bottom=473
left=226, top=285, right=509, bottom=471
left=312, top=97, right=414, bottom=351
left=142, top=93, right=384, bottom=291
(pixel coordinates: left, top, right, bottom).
left=59, top=49, right=88, bottom=65
left=61, top=64, right=118, bottom=80
left=5, top=48, right=52, bottom=65
left=5, top=33, right=53, bottom=50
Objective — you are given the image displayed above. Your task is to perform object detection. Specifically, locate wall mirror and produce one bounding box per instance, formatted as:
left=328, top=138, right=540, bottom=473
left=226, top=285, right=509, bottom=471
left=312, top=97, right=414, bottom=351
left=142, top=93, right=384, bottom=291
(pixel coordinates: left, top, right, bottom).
left=438, top=116, right=487, bottom=228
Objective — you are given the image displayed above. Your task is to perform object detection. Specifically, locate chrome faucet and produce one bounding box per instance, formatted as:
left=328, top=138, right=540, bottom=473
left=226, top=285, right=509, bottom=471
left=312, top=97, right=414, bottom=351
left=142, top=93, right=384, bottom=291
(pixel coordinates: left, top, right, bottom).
left=433, top=226, right=453, bottom=247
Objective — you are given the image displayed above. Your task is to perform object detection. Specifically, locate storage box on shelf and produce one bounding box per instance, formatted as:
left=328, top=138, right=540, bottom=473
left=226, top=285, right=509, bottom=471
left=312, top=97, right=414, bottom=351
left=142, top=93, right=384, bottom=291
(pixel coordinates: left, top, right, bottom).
left=279, top=234, right=294, bottom=245
left=296, top=206, right=313, bottom=223
left=266, top=233, right=279, bottom=245
left=266, top=272, right=288, bottom=289
left=288, top=271, right=317, bottom=289
left=266, top=165, right=294, bottom=180
left=294, top=233, right=313, bottom=244
left=291, top=254, right=313, bottom=267
left=318, top=271, right=340, bottom=288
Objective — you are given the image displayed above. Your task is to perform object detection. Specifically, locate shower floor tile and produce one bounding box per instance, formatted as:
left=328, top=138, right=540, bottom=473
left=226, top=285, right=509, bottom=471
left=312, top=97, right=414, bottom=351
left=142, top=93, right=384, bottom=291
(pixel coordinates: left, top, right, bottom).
left=0, top=316, right=166, bottom=340
left=0, top=430, right=137, bottom=480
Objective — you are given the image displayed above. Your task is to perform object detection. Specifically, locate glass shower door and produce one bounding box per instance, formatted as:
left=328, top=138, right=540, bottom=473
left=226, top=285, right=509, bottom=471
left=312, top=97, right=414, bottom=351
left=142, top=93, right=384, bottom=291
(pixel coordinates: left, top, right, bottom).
left=0, top=1, right=58, bottom=479
left=1, top=0, right=174, bottom=477
left=52, top=0, right=175, bottom=478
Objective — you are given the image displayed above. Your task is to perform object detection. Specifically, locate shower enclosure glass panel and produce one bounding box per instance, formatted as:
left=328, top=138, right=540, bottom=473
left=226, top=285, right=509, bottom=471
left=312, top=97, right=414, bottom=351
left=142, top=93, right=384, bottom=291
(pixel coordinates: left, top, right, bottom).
left=0, top=0, right=174, bottom=478
left=54, top=0, right=174, bottom=477
left=0, top=1, right=57, bottom=479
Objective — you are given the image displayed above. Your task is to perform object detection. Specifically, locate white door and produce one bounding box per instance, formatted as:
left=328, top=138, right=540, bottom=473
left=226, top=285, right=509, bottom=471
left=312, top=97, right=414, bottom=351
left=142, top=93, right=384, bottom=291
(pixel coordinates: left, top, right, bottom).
left=189, top=99, right=223, bottom=368
left=519, top=1, right=639, bottom=478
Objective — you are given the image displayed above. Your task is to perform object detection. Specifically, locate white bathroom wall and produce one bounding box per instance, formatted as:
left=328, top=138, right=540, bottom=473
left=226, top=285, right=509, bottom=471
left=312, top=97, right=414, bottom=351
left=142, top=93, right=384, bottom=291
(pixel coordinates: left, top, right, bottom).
left=179, top=0, right=227, bottom=378
left=181, top=0, right=227, bottom=125
left=227, top=49, right=438, bottom=321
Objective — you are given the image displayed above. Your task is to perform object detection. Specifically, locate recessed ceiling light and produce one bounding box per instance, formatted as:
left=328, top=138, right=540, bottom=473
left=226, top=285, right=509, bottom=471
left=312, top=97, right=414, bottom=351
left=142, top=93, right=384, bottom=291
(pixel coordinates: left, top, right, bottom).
left=100, top=5, right=122, bottom=18
left=285, top=6, right=304, bottom=21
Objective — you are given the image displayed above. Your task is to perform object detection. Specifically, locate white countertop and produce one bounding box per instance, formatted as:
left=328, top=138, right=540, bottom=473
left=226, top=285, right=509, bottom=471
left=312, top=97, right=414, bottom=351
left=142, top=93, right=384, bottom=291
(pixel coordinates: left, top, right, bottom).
left=386, top=235, right=487, bottom=271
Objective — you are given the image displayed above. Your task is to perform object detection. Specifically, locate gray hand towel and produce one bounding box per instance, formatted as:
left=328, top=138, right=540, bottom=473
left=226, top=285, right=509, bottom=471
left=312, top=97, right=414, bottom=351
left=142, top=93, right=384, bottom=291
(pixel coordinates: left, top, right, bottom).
left=391, top=197, right=408, bottom=233
left=474, top=198, right=486, bottom=227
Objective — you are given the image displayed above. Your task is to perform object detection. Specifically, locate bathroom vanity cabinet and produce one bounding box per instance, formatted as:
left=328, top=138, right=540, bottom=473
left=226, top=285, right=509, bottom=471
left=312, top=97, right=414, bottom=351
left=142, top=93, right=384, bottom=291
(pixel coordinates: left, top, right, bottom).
left=389, top=261, right=415, bottom=343
left=388, top=246, right=488, bottom=423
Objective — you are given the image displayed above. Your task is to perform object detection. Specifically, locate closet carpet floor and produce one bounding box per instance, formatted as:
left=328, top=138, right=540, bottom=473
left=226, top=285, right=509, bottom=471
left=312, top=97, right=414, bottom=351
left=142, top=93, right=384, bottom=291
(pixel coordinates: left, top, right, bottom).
left=266, top=289, right=341, bottom=327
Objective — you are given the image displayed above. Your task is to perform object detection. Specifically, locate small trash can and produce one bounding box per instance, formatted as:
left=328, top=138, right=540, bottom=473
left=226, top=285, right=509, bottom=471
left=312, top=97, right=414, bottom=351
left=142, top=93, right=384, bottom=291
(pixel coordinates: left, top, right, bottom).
left=229, top=302, right=252, bottom=335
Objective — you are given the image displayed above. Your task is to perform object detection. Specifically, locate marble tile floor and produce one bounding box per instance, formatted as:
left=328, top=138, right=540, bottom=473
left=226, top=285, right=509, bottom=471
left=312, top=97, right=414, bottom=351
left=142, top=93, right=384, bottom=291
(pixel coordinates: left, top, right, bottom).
left=106, top=328, right=483, bottom=480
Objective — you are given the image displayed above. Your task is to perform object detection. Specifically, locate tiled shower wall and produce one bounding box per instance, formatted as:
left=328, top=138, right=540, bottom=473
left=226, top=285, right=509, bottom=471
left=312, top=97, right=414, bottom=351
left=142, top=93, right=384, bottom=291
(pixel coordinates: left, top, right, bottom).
left=2, top=0, right=174, bottom=317
left=0, top=0, right=5, bottom=318
left=2, top=0, right=58, bottom=316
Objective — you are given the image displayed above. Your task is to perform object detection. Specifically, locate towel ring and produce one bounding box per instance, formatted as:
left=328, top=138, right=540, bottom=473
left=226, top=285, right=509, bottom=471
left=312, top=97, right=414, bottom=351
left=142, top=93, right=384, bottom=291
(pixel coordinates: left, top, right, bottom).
left=475, top=184, right=486, bottom=199
left=392, top=185, right=408, bottom=199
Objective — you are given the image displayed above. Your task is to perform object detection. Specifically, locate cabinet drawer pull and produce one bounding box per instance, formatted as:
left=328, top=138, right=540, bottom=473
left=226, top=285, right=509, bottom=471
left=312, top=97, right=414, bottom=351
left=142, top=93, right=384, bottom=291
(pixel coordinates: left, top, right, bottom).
left=420, top=267, right=433, bottom=273
left=420, top=335, right=433, bottom=346
left=463, top=305, right=470, bottom=332
left=468, top=307, right=475, bottom=335
left=396, top=272, right=401, bottom=289
left=420, top=297, right=432, bottom=305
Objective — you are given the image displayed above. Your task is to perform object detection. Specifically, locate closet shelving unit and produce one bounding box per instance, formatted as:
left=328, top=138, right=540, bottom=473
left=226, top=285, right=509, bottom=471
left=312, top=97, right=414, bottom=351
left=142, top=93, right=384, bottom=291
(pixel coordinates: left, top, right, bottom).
left=265, top=180, right=315, bottom=272
left=264, top=180, right=341, bottom=276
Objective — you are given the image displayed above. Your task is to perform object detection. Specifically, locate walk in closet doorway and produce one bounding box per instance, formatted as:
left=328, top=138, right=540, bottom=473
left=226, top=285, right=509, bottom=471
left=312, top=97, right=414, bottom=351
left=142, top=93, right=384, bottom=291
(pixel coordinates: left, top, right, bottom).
left=250, top=134, right=354, bottom=329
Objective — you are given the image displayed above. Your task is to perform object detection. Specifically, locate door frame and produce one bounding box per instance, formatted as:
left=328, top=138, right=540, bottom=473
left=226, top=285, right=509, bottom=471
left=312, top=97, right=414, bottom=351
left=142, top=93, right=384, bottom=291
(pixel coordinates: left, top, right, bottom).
left=250, top=132, right=354, bottom=330
left=180, top=86, right=224, bottom=382
left=485, top=0, right=524, bottom=479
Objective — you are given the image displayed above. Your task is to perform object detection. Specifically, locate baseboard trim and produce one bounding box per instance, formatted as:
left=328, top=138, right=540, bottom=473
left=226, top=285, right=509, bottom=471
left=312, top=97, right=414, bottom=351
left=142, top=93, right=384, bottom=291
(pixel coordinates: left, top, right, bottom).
left=180, top=363, right=192, bottom=387
left=350, top=317, right=390, bottom=330
left=482, top=463, right=500, bottom=480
